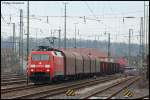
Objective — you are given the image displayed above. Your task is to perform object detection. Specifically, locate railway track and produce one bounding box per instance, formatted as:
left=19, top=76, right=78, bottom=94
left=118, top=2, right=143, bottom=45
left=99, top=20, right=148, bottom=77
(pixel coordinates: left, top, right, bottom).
left=1, top=79, right=28, bottom=86
left=1, top=74, right=121, bottom=93
left=134, top=95, right=149, bottom=99
left=1, top=77, right=27, bottom=82
left=1, top=75, right=121, bottom=99
left=80, top=76, right=141, bottom=99
left=1, top=83, right=34, bottom=94
left=1, top=74, right=26, bottom=79
left=1, top=73, right=27, bottom=86
left=1, top=73, right=18, bottom=77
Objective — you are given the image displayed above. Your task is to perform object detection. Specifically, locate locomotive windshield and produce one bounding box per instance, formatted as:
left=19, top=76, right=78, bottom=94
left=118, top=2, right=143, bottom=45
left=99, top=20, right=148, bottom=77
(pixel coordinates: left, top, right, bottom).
left=32, top=54, right=49, bottom=61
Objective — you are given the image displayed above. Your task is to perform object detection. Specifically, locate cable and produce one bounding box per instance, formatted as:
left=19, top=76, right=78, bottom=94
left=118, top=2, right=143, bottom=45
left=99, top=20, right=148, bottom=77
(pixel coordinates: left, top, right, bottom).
left=84, top=2, right=97, bottom=18
left=1, top=13, right=143, bottom=19
left=107, top=1, right=115, bottom=16
left=84, top=1, right=101, bottom=23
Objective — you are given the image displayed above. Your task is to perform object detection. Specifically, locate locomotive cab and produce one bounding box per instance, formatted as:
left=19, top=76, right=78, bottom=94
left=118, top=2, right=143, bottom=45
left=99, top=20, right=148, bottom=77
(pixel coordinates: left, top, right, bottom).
left=27, top=46, right=64, bottom=83
left=27, top=51, right=52, bottom=83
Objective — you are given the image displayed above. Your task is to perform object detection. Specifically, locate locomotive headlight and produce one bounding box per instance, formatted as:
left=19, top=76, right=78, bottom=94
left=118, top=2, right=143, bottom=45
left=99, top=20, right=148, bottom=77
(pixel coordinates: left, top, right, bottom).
left=46, top=69, right=50, bottom=72
left=45, top=65, right=50, bottom=68
left=31, top=64, right=35, bottom=68
left=31, top=69, right=34, bottom=72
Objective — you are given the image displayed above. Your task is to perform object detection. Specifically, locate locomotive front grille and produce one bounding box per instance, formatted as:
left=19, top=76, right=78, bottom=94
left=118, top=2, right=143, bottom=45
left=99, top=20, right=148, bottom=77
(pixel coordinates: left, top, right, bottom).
left=30, top=72, right=50, bottom=82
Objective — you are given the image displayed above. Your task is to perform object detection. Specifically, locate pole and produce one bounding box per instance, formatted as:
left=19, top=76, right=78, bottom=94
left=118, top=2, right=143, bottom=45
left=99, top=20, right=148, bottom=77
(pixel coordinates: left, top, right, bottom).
left=128, top=29, right=132, bottom=67
left=139, top=17, right=142, bottom=68
left=27, top=1, right=29, bottom=85
left=143, top=1, right=145, bottom=58
left=64, top=3, right=66, bottom=50
left=145, top=5, right=147, bottom=56
left=141, top=17, right=144, bottom=68
left=147, top=6, right=149, bottom=55
left=74, top=23, right=77, bottom=48
left=13, top=23, right=16, bottom=53
left=58, top=28, right=61, bottom=49
left=19, top=9, right=23, bottom=75
left=12, top=23, right=16, bottom=74
left=146, top=5, right=149, bottom=56
left=108, top=33, right=111, bottom=61
left=78, top=29, right=79, bottom=48
left=21, top=10, right=23, bottom=75
left=27, top=1, right=29, bottom=59
left=64, top=3, right=68, bottom=50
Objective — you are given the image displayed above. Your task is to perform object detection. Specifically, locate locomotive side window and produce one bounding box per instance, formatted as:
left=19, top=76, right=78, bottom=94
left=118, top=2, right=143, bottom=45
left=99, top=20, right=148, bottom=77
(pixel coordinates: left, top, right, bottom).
left=53, top=51, right=63, bottom=57
left=32, top=54, right=49, bottom=61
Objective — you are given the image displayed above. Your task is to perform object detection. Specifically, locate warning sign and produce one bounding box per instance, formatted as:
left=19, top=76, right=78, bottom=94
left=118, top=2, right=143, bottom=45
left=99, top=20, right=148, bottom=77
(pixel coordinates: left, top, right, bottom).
left=123, top=89, right=133, bottom=97
left=66, top=89, right=75, bottom=96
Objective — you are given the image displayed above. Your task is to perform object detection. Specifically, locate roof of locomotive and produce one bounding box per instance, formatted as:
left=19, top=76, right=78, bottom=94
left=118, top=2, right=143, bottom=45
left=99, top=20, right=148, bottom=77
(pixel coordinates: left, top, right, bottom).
left=31, top=46, right=62, bottom=52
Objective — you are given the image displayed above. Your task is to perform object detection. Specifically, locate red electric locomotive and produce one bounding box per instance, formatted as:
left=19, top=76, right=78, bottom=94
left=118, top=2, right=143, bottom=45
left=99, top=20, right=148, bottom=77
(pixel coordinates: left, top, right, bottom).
left=27, top=46, right=64, bottom=83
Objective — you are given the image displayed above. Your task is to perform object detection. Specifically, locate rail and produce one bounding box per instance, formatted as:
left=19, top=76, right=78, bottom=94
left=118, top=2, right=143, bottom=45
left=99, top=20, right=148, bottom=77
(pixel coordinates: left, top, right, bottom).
left=1, top=75, right=120, bottom=99
left=80, top=76, right=141, bottom=99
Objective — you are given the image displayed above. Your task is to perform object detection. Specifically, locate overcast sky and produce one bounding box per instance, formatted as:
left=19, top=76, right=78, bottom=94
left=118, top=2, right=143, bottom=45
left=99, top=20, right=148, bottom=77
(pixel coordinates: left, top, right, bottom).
left=1, top=1, right=149, bottom=44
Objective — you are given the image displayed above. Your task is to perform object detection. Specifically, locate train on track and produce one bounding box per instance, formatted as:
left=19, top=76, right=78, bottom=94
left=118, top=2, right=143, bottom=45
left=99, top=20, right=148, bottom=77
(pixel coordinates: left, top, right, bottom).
left=27, top=46, right=122, bottom=83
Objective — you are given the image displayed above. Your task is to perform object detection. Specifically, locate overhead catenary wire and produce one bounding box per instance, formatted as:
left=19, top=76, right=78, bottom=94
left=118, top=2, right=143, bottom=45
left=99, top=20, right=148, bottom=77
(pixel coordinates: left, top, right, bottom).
left=1, top=11, right=142, bottom=33
left=84, top=2, right=98, bottom=18
left=1, top=13, right=144, bottom=19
